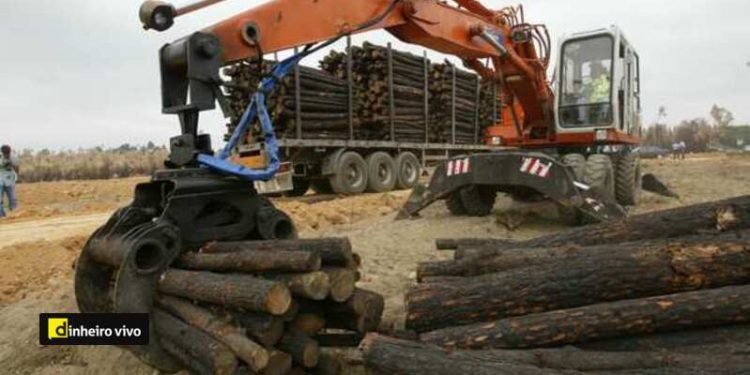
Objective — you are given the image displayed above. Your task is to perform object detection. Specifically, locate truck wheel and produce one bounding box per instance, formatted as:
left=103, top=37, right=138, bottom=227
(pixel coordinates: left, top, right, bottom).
left=615, top=153, right=642, bottom=206
left=366, top=152, right=397, bottom=193
left=310, top=179, right=333, bottom=194
left=284, top=177, right=310, bottom=197
left=329, top=151, right=368, bottom=194
left=395, top=152, right=421, bottom=189
left=556, top=153, right=586, bottom=226
left=446, top=191, right=467, bottom=216
left=583, top=154, right=616, bottom=199
left=460, top=186, right=496, bottom=217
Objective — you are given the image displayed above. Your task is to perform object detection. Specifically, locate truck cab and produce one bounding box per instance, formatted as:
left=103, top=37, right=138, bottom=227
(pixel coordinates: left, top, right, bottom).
left=555, top=26, right=642, bottom=142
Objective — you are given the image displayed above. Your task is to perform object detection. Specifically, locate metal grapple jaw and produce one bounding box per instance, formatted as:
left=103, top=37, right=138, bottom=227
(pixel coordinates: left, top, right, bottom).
left=397, top=151, right=627, bottom=224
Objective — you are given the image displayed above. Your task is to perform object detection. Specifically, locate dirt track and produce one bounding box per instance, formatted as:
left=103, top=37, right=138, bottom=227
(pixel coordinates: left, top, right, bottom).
left=0, top=153, right=749, bottom=374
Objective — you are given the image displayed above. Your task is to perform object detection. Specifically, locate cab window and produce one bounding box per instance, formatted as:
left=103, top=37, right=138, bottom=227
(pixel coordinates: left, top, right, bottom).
left=559, top=35, right=614, bottom=128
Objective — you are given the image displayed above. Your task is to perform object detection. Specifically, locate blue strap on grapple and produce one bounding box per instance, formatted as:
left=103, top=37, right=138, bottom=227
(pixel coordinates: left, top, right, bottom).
left=197, top=53, right=305, bottom=181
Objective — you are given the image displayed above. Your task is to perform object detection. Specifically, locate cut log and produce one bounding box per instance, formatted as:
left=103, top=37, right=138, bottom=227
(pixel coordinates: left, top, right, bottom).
left=407, top=230, right=750, bottom=332
left=323, top=267, right=357, bottom=302
left=315, top=352, right=343, bottom=375
left=156, top=295, right=269, bottom=372
left=361, top=333, right=560, bottom=375
left=419, top=284, right=750, bottom=350
left=455, top=195, right=750, bottom=260
left=158, top=269, right=291, bottom=315
left=434, top=238, right=515, bottom=250
left=422, top=229, right=750, bottom=279
left=232, top=311, right=285, bottom=347
left=575, top=324, right=750, bottom=354
left=202, top=238, right=356, bottom=267
left=277, top=330, right=320, bottom=368
left=291, top=313, right=326, bottom=335
left=176, top=250, right=321, bottom=273
left=265, top=271, right=331, bottom=300
left=362, top=334, right=750, bottom=375
left=261, top=350, right=293, bottom=375
left=152, top=309, right=238, bottom=375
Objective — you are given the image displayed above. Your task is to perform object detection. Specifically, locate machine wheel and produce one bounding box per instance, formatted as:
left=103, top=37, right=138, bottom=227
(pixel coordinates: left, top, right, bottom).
left=310, top=179, right=334, bottom=194
left=366, top=152, right=397, bottom=193
left=395, top=152, right=421, bottom=190
left=329, top=151, right=368, bottom=194
left=460, top=186, right=496, bottom=217
left=446, top=191, right=467, bottom=216
left=556, top=153, right=587, bottom=226
left=615, top=152, right=642, bottom=206
left=284, top=177, right=310, bottom=197
left=583, top=154, right=616, bottom=198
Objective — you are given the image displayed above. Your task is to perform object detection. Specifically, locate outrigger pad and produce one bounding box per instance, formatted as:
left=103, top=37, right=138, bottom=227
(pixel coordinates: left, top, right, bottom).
left=396, top=152, right=628, bottom=224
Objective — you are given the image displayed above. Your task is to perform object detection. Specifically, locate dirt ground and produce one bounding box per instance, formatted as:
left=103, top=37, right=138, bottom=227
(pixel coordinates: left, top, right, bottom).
left=0, top=153, right=748, bottom=374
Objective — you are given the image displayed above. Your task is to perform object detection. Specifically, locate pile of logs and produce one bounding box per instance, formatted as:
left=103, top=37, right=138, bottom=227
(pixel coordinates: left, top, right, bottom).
left=222, top=42, right=501, bottom=145
left=152, top=238, right=385, bottom=375
left=223, top=61, right=356, bottom=140
left=361, top=195, right=750, bottom=374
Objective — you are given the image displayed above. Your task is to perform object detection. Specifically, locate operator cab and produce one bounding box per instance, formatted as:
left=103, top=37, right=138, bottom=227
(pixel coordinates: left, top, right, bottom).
left=555, top=26, right=641, bottom=138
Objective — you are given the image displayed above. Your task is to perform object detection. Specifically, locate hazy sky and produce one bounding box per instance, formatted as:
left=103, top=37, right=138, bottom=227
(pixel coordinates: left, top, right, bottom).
left=1, top=0, right=749, bottom=150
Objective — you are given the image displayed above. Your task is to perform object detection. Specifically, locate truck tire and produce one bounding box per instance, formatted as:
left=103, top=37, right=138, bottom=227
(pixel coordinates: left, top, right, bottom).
left=615, top=152, right=642, bottom=206
left=395, top=152, right=421, bottom=190
left=446, top=191, right=467, bottom=216
left=583, top=154, right=616, bottom=199
left=366, top=152, right=397, bottom=193
left=460, top=186, right=496, bottom=217
left=310, top=179, right=333, bottom=194
left=329, top=151, right=368, bottom=194
left=284, top=177, right=310, bottom=197
left=556, top=153, right=586, bottom=226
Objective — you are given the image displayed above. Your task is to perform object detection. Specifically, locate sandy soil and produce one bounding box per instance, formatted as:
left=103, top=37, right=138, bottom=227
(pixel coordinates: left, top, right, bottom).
left=0, top=153, right=748, bottom=374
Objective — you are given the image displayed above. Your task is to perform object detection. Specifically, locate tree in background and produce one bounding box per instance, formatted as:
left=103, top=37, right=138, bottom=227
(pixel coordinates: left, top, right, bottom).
left=674, top=118, right=714, bottom=152
left=643, top=106, right=674, bottom=149
left=710, top=104, right=738, bottom=148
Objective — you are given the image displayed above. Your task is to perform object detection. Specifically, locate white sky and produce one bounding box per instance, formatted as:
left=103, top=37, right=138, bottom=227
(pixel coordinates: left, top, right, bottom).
left=1, top=0, right=749, bottom=150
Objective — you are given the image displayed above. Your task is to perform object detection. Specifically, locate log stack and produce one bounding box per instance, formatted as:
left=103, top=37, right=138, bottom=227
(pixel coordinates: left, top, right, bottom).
left=223, top=61, right=357, bottom=141
left=361, top=195, right=750, bottom=374
left=223, top=42, right=501, bottom=145
left=142, top=238, right=384, bottom=375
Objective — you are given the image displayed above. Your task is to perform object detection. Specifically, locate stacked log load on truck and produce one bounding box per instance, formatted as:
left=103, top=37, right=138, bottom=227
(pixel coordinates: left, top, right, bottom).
left=223, top=40, right=501, bottom=196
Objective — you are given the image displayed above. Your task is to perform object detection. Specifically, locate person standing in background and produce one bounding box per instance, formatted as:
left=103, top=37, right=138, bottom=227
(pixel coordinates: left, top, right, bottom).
left=0, top=145, right=20, bottom=218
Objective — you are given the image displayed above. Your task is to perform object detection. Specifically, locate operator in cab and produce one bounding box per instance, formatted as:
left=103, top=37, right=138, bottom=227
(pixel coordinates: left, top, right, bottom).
left=585, top=61, right=611, bottom=104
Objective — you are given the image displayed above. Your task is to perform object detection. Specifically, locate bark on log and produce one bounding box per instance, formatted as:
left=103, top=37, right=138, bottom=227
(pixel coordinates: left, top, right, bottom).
left=407, top=231, right=750, bottom=332
left=202, top=238, right=356, bottom=267
left=323, top=267, right=357, bottom=302
left=176, top=250, right=321, bottom=273
left=575, top=324, right=750, bottom=354
left=278, top=330, right=320, bottom=368
left=261, top=350, right=293, bottom=375
left=419, top=284, right=750, bottom=350
left=265, top=271, right=331, bottom=301
left=158, top=269, right=292, bottom=315
left=232, top=311, right=285, bottom=347
left=315, top=352, right=344, bottom=375
left=156, top=295, right=269, bottom=372
left=361, top=334, right=561, bottom=375
left=434, top=238, right=515, bottom=250
left=421, top=229, right=750, bottom=278
left=454, top=195, right=750, bottom=260
left=153, top=309, right=238, bottom=375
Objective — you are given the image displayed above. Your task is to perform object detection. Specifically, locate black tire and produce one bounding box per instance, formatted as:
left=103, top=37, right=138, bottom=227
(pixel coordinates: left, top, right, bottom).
left=556, top=153, right=587, bottom=226
left=446, top=191, right=467, bottom=216
left=365, top=152, right=397, bottom=193
left=310, top=179, right=333, bottom=194
left=460, top=186, right=496, bottom=217
left=329, top=151, right=368, bottom=194
left=284, top=177, right=310, bottom=197
left=583, top=154, right=616, bottom=199
left=395, top=152, right=421, bottom=190
left=615, top=152, right=642, bottom=206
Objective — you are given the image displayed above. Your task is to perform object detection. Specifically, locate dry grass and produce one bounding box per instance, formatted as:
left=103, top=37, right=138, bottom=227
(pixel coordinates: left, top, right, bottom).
left=17, top=147, right=168, bottom=183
